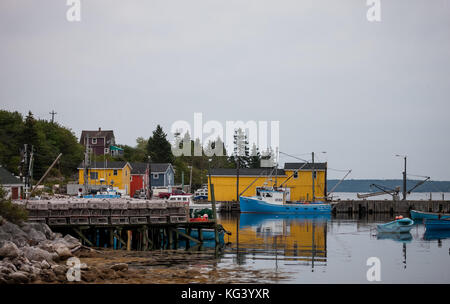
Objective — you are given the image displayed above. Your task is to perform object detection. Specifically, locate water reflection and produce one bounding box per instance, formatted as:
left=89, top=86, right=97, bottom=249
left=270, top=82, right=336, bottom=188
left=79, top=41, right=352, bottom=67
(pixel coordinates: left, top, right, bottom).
left=220, top=213, right=330, bottom=270
left=423, top=229, right=450, bottom=241
left=376, top=232, right=413, bottom=243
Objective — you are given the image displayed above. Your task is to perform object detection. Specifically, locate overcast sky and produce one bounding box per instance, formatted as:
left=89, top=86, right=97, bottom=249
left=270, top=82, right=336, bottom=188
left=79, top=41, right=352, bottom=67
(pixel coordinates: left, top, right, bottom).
left=1, top=0, right=449, bottom=180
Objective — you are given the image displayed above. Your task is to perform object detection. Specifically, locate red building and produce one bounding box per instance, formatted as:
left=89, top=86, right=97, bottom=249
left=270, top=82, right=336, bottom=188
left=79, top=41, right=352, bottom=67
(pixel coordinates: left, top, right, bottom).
left=0, top=166, right=24, bottom=199
left=130, top=162, right=150, bottom=197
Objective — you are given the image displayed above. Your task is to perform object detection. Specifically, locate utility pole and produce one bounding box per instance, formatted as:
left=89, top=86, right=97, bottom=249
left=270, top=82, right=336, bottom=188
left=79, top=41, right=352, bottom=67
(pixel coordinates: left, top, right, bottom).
left=189, top=163, right=193, bottom=193
left=237, top=157, right=241, bottom=201
left=312, top=152, right=315, bottom=202
left=395, top=154, right=407, bottom=201
left=403, top=156, right=407, bottom=201
left=49, top=110, right=57, bottom=123
left=84, top=136, right=90, bottom=195
left=147, top=156, right=152, bottom=199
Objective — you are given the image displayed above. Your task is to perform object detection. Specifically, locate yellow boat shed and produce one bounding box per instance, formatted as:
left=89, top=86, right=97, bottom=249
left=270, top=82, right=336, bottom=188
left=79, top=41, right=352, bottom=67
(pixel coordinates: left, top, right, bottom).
left=208, top=162, right=327, bottom=202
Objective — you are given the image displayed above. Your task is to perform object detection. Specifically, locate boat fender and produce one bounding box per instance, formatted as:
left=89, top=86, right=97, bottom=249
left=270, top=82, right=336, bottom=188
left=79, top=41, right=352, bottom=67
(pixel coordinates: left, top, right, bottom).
left=395, top=215, right=404, bottom=220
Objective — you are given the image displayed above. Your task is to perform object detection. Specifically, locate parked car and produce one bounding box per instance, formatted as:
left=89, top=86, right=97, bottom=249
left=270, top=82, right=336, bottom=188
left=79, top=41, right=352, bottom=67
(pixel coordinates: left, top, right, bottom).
left=158, top=189, right=190, bottom=199
left=133, top=189, right=147, bottom=199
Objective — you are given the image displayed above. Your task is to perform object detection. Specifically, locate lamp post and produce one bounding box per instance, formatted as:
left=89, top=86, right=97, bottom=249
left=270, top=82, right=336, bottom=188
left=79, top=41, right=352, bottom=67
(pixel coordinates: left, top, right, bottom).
left=395, top=154, right=407, bottom=201
left=147, top=156, right=152, bottom=199
left=188, top=165, right=193, bottom=194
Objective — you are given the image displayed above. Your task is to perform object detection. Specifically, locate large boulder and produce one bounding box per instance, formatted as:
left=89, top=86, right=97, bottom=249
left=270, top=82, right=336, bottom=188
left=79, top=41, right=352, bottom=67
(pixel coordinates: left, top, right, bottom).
left=8, top=271, right=30, bottom=284
left=39, top=269, right=57, bottom=282
left=22, top=246, right=57, bottom=263
left=0, top=241, right=21, bottom=259
left=22, top=223, right=55, bottom=241
left=38, top=239, right=76, bottom=261
left=63, top=234, right=81, bottom=249
left=27, top=228, right=47, bottom=245
left=110, top=263, right=128, bottom=272
left=0, top=222, right=29, bottom=247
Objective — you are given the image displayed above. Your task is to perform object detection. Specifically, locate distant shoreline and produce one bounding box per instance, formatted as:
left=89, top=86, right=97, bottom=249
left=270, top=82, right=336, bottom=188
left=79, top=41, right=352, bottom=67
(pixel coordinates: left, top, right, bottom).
left=327, top=179, right=450, bottom=193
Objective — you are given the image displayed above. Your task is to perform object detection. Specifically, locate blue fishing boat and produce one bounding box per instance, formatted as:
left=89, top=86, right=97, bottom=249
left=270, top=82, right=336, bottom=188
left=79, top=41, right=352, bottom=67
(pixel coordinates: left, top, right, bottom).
left=410, top=210, right=450, bottom=221
left=239, top=188, right=331, bottom=214
left=424, top=218, right=450, bottom=230
left=377, top=217, right=414, bottom=233
left=423, top=229, right=450, bottom=240
left=81, top=186, right=121, bottom=199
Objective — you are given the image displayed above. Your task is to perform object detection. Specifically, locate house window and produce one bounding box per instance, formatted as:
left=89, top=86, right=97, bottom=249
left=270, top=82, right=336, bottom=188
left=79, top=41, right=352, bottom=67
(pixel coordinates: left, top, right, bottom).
left=92, top=138, right=97, bottom=144
left=153, top=174, right=159, bottom=179
left=104, top=148, right=109, bottom=154
left=90, top=172, right=98, bottom=180
left=113, top=170, right=118, bottom=176
left=293, top=171, right=298, bottom=179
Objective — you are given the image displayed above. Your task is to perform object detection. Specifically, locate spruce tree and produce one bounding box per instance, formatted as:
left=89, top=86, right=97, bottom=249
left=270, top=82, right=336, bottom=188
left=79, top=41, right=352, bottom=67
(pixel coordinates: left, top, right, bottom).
left=147, top=125, right=174, bottom=163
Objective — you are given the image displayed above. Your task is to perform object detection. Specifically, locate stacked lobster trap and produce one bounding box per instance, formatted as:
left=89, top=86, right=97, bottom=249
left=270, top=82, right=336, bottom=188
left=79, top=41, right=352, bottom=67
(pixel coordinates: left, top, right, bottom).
left=109, top=199, right=129, bottom=225
left=88, top=199, right=110, bottom=225
left=48, top=200, right=70, bottom=225
left=127, top=200, right=149, bottom=224
left=21, top=198, right=190, bottom=225
left=166, top=201, right=189, bottom=223
left=69, top=199, right=90, bottom=225
left=26, top=201, right=49, bottom=224
left=148, top=200, right=169, bottom=224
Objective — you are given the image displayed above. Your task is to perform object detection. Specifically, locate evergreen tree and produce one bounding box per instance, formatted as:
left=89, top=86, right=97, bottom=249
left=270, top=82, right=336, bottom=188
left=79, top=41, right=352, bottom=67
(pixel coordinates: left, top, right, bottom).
left=147, top=125, right=174, bottom=163
left=229, top=128, right=250, bottom=168
left=249, top=143, right=261, bottom=168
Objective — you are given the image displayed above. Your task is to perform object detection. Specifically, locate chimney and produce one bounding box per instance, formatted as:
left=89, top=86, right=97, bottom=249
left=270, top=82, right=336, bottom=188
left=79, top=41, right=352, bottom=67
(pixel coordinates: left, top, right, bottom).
left=99, top=127, right=101, bottom=132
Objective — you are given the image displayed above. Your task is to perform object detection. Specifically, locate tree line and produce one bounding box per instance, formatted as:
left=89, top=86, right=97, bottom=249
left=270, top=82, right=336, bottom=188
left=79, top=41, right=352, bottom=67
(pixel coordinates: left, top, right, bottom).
left=0, top=109, right=267, bottom=191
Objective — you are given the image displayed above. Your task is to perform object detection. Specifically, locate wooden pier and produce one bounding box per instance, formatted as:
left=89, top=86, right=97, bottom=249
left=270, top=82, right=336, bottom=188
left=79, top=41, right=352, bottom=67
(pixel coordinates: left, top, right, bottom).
left=20, top=198, right=224, bottom=250
left=217, top=199, right=450, bottom=216
left=332, top=200, right=450, bottom=215
left=218, top=201, right=240, bottom=213
left=48, top=221, right=221, bottom=250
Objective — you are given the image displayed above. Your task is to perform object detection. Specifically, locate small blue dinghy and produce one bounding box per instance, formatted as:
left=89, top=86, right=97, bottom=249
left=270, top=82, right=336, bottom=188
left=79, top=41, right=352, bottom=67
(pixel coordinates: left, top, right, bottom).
left=410, top=210, right=450, bottom=221
left=424, top=218, right=450, bottom=231
left=377, top=217, right=414, bottom=233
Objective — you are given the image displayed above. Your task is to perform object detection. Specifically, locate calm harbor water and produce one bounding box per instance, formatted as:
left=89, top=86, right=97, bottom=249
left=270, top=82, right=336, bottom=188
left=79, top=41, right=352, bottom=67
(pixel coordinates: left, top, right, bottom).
left=212, top=212, right=450, bottom=283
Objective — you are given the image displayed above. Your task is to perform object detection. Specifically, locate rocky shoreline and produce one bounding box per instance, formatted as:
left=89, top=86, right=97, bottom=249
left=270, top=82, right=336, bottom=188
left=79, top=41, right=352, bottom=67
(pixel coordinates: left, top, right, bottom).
left=1, top=216, right=290, bottom=284
left=0, top=215, right=134, bottom=284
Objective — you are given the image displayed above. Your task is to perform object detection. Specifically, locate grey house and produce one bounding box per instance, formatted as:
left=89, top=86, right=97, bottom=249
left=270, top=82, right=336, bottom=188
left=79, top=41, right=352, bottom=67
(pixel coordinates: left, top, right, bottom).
left=130, top=162, right=174, bottom=188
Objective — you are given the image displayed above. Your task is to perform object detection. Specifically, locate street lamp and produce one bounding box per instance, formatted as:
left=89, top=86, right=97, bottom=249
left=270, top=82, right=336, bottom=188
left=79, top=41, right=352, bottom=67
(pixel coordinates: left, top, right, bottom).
left=395, top=154, right=407, bottom=201
left=147, top=156, right=152, bottom=199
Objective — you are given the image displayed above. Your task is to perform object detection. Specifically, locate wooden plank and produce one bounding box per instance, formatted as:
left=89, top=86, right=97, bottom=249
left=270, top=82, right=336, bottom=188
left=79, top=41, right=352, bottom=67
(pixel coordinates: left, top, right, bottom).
left=170, top=227, right=201, bottom=244
left=113, top=232, right=127, bottom=248
left=74, top=228, right=93, bottom=247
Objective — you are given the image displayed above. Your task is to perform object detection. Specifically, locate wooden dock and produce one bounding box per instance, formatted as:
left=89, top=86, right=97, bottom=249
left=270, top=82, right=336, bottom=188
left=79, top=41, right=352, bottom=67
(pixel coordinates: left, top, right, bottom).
left=20, top=198, right=224, bottom=250
left=332, top=200, right=450, bottom=215
left=217, top=199, right=450, bottom=216
left=218, top=201, right=240, bottom=213
left=49, top=221, right=220, bottom=250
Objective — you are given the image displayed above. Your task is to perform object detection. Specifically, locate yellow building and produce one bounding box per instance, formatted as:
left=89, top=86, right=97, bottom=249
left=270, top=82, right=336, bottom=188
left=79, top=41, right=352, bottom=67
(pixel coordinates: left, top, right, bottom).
left=78, top=161, right=132, bottom=195
left=209, top=162, right=327, bottom=202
